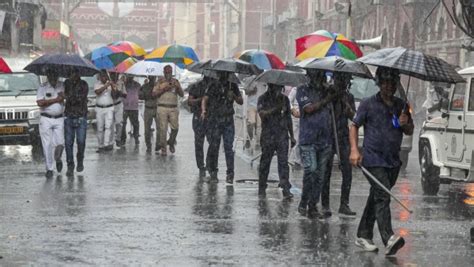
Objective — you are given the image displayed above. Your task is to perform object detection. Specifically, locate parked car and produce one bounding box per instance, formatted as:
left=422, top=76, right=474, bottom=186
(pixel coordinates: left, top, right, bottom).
left=419, top=66, right=474, bottom=195
left=349, top=76, right=413, bottom=170
left=0, top=71, right=42, bottom=149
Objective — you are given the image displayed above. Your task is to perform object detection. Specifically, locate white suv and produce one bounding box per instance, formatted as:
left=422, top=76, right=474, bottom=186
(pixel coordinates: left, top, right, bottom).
left=419, top=66, right=474, bottom=195
left=0, top=72, right=42, bottom=149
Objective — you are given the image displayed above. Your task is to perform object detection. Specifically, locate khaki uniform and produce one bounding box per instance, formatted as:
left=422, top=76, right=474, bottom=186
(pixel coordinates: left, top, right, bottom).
left=139, top=82, right=160, bottom=149
left=154, top=78, right=181, bottom=150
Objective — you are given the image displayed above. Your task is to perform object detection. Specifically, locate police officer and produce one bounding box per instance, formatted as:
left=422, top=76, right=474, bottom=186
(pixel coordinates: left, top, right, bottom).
left=94, top=71, right=115, bottom=152
left=201, top=71, right=243, bottom=183
left=139, top=76, right=159, bottom=153
left=110, top=73, right=127, bottom=147
left=188, top=76, right=213, bottom=178
left=36, top=69, right=65, bottom=178
left=321, top=72, right=357, bottom=217
left=350, top=67, right=414, bottom=256
left=257, top=83, right=296, bottom=198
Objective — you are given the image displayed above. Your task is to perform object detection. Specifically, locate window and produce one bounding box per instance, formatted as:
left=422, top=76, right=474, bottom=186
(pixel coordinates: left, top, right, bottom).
left=468, top=79, right=474, bottom=111
left=450, top=82, right=465, bottom=111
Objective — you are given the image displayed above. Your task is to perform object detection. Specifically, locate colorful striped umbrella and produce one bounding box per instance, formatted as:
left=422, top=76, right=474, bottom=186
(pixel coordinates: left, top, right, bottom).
left=110, top=57, right=138, bottom=73
left=236, top=49, right=285, bottom=70
left=108, top=41, right=146, bottom=58
left=0, top=57, right=12, bottom=73
left=145, top=44, right=199, bottom=68
left=85, top=46, right=130, bottom=70
left=295, top=30, right=363, bottom=61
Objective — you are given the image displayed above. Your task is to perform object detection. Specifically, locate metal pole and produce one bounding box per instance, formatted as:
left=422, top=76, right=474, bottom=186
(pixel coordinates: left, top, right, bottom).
left=330, top=102, right=341, bottom=167
left=358, top=165, right=413, bottom=214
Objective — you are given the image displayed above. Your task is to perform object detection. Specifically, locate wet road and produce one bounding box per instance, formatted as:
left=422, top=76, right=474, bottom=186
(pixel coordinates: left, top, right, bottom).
left=0, top=113, right=473, bottom=265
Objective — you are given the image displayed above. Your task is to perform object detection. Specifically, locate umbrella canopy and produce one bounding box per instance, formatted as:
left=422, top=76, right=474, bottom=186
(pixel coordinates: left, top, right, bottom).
left=357, top=47, right=465, bottom=83
left=206, top=58, right=262, bottom=75
left=186, top=61, right=239, bottom=84
left=145, top=44, right=199, bottom=67
left=236, top=49, right=285, bottom=70
left=85, top=46, right=130, bottom=70
left=108, top=41, right=146, bottom=58
left=201, top=69, right=240, bottom=84
left=296, top=30, right=363, bottom=61
left=126, top=61, right=179, bottom=76
left=296, top=56, right=373, bottom=79
left=253, top=69, right=309, bottom=87
left=24, top=53, right=99, bottom=77
left=111, top=57, right=138, bottom=73
left=0, top=57, right=12, bottom=73
left=185, top=60, right=212, bottom=74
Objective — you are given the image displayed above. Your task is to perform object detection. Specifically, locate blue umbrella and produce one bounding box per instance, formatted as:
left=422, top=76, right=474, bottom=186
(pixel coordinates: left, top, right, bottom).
left=24, top=53, right=99, bottom=77
left=84, top=46, right=130, bottom=70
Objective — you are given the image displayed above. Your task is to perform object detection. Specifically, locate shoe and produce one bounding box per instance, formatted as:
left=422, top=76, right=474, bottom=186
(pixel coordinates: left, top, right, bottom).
left=258, top=186, right=266, bottom=196
left=169, top=144, right=175, bottom=153
left=76, top=162, right=84, bottom=172
left=307, top=206, right=322, bottom=219
left=56, top=160, right=63, bottom=172
left=135, top=139, right=140, bottom=146
left=245, top=140, right=251, bottom=149
left=355, top=237, right=379, bottom=252
left=339, top=204, right=357, bottom=217
left=226, top=174, right=234, bottom=184
left=385, top=235, right=405, bottom=256
left=104, top=145, right=114, bottom=151
left=199, top=169, right=206, bottom=178
left=298, top=203, right=307, bottom=216
left=96, top=147, right=103, bottom=153
left=45, top=170, right=53, bottom=179
left=209, top=171, right=218, bottom=183
left=116, top=140, right=122, bottom=147
left=282, top=188, right=294, bottom=199
left=161, top=148, right=167, bottom=156
left=321, top=206, right=332, bottom=217
left=66, top=167, right=74, bottom=177
left=146, top=147, right=152, bottom=153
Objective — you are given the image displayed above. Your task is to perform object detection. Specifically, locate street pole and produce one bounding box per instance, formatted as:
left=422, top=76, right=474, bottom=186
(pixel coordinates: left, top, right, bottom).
left=346, top=0, right=352, bottom=39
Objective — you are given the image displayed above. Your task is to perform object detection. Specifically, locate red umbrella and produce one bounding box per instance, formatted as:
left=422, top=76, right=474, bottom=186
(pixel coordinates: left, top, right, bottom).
left=0, top=58, right=12, bottom=73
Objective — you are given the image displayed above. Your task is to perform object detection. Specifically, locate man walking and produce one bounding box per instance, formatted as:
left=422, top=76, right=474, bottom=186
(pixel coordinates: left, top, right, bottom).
left=244, top=80, right=265, bottom=149
left=94, top=71, right=115, bottom=152
left=201, top=71, right=243, bottom=183
left=110, top=73, right=127, bottom=147
left=36, top=69, right=65, bottom=178
left=154, top=65, right=183, bottom=155
left=188, top=76, right=212, bottom=177
left=321, top=72, right=357, bottom=217
left=139, top=76, right=159, bottom=153
left=257, top=83, right=296, bottom=198
left=350, top=67, right=414, bottom=256
left=64, top=68, right=89, bottom=176
left=121, top=75, right=141, bottom=146
left=296, top=69, right=336, bottom=218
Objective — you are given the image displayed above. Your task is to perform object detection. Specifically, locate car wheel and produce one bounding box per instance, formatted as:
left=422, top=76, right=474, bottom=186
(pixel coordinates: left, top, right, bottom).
left=419, top=139, right=440, bottom=195
left=399, top=150, right=409, bottom=170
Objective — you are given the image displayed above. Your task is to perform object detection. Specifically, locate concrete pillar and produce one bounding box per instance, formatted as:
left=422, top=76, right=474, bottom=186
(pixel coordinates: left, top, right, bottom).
left=33, top=8, right=43, bottom=50
left=10, top=16, right=18, bottom=55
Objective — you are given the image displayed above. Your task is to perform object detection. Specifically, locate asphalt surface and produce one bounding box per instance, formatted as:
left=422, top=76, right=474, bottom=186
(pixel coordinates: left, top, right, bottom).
left=0, top=112, right=473, bottom=266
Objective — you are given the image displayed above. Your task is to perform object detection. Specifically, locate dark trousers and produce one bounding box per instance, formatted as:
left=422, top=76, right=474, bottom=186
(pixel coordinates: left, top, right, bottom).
left=192, top=114, right=207, bottom=171
left=64, top=116, right=87, bottom=167
left=258, top=137, right=291, bottom=189
left=300, top=144, right=333, bottom=208
left=121, top=110, right=139, bottom=142
left=144, top=107, right=159, bottom=149
left=357, top=166, right=400, bottom=246
left=322, top=136, right=353, bottom=208
left=206, top=117, right=234, bottom=175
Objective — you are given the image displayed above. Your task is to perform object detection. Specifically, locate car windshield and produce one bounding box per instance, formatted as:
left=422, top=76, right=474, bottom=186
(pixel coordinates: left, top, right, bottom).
left=0, top=72, right=40, bottom=96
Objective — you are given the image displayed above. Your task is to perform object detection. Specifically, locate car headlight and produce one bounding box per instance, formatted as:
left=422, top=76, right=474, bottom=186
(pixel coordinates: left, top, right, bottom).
left=28, top=109, right=40, bottom=120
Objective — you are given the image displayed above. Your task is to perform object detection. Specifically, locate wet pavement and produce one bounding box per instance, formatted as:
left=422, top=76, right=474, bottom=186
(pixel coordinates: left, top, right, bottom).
left=0, top=113, right=473, bottom=265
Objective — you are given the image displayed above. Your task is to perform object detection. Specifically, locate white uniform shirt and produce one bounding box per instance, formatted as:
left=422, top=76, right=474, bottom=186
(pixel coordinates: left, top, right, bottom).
left=95, top=81, right=114, bottom=106
left=36, top=81, right=65, bottom=116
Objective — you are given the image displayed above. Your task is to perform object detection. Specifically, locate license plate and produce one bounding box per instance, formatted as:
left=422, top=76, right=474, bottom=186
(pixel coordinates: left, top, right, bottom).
left=0, top=126, right=24, bottom=134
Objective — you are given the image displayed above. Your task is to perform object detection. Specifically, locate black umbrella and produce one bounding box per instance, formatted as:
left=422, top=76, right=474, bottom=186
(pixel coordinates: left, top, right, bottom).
left=206, top=58, right=262, bottom=75
left=296, top=56, right=373, bottom=79
left=253, top=69, right=309, bottom=87
left=24, top=53, right=100, bottom=77
left=185, top=60, right=212, bottom=74
left=202, top=69, right=240, bottom=84
left=357, top=47, right=465, bottom=83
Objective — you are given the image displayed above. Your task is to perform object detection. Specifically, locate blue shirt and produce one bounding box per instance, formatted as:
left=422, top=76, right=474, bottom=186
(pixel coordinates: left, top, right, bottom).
left=353, top=92, right=410, bottom=168
left=296, top=84, right=333, bottom=147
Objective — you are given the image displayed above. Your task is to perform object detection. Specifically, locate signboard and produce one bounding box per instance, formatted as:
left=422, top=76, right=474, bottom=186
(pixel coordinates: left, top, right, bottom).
left=0, top=11, right=6, bottom=34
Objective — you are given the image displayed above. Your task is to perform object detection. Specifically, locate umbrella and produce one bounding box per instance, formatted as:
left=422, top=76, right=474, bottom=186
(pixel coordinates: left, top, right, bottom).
left=186, top=61, right=239, bottom=84
left=236, top=49, right=285, bottom=70
left=357, top=47, right=465, bottom=83
left=296, top=30, right=363, bottom=61
left=0, top=57, right=12, bottom=73
left=111, top=57, right=138, bottom=73
left=202, top=69, right=240, bottom=84
left=145, top=44, right=199, bottom=67
left=126, top=61, right=180, bottom=76
left=206, top=58, right=262, bottom=75
left=85, top=46, right=130, bottom=70
left=252, top=69, right=309, bottom=87
left=296, top=56, right=373, bottom=79
left=108, top=41, right=146, bottom=58
left=185, top=60, right=212, bottom=74
left=24, top=53, right=99, bottom=77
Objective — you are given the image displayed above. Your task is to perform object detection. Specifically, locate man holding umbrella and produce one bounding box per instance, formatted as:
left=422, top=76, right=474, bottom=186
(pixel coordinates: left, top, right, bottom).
left=350, top=67, right=413, bottom=255
left=139, top=75, right=159, bottom=153
left=36, top=69, right=65, bottom=178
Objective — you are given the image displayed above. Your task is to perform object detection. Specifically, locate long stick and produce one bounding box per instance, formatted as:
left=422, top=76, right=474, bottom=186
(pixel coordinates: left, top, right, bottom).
left=358, top=165, right=413, bottom=214
left=330, top=102, right=342, bottom=168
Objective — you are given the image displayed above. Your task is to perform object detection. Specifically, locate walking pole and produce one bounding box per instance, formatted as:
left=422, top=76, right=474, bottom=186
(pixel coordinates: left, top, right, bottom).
left=358, top=165, right=413, bottom=214
left=330, top=102, right=342, bottom=168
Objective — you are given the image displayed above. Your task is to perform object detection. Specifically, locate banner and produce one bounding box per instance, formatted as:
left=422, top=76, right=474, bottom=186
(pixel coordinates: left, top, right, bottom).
left=0, top=11, right=6, bottom=34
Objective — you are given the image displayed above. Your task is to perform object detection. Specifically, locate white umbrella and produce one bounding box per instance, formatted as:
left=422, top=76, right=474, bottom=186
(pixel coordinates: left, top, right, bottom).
left=125, top=61, right=180, bottom=77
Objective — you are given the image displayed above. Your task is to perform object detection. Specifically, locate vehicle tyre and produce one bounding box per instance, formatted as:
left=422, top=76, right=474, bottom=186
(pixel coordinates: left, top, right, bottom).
left=419, top=139, right=440, bottom=195
left=399, top=150, right=409, bottom=170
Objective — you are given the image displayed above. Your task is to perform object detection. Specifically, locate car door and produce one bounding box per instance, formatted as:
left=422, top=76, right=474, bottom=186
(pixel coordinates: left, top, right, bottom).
left=463, top=77, right=474, bottom=165
left=445, top=82, right=467, bottom=164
